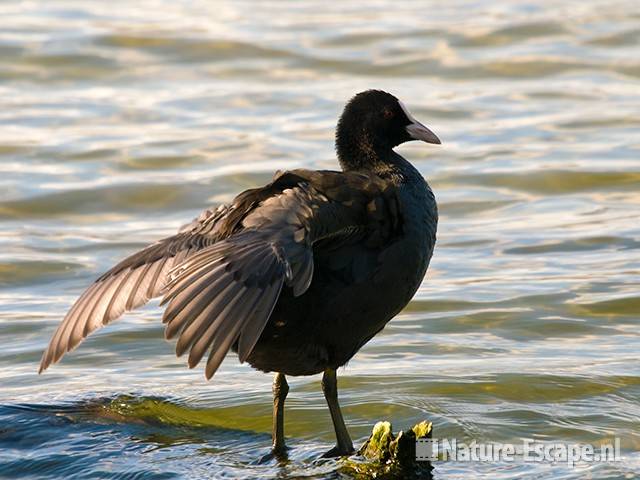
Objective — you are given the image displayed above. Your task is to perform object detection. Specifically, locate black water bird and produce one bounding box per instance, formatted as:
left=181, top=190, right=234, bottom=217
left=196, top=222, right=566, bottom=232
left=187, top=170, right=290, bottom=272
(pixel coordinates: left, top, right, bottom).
left=39, top=90, right=440, bottom=457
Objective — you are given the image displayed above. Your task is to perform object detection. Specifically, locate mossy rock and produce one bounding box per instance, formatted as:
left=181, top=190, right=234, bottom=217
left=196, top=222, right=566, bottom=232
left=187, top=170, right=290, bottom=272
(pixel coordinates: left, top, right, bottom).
left=340, top=420, right=433, bottom=479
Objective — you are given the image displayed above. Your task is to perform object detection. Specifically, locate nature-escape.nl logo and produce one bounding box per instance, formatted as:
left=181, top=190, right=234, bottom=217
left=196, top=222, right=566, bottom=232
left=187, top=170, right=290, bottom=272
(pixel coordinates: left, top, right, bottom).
left=416, top=438, right=621, bottom=467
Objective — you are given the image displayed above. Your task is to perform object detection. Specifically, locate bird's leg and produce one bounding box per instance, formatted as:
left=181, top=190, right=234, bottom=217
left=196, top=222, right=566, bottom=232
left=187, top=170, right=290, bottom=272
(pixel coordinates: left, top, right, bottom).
left=272, top=372, right=289, bottom=455
left=321, top=368, right=354, bottom=457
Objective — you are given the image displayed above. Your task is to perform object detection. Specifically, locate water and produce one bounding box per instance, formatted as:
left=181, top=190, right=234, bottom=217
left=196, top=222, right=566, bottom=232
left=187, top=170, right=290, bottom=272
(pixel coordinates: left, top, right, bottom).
left=1, top=0, right=639, bottom=478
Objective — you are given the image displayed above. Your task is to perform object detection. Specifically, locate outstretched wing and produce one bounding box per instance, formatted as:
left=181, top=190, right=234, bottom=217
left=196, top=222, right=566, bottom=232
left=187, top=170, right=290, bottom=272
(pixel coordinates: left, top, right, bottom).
left=38, top=205, right=236, bottom=373
left=159, top=169, right=402, bottom=378
left=40, top=169, right=401, bottom=378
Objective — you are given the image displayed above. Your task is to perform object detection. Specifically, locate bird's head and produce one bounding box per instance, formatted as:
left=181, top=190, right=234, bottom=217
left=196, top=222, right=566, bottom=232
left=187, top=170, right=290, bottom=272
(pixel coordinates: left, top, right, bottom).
left=335, top=90, right=440, bottom=171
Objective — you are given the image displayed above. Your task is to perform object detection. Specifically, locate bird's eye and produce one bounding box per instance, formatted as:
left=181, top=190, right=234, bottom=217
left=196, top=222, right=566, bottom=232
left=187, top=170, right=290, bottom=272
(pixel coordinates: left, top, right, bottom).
left=382, top=109, right=394, bottom=119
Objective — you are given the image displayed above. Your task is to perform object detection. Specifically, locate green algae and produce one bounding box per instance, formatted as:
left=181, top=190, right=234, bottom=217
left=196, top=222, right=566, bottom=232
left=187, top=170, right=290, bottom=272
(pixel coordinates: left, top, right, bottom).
left=340, top=420, right=433, bottom=479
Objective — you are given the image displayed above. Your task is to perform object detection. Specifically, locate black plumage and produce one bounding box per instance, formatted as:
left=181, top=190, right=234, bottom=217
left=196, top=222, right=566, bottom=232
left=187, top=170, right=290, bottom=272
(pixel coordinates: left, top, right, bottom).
left=39, top=90, right=440, bottom=456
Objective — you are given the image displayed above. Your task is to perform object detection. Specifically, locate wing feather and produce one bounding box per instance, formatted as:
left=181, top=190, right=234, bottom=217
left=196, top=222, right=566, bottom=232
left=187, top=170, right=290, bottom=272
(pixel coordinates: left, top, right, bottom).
left=161, top=239, right=288, bottom=376
left=39, top=232, right=216, bottom=373
left=237, top=278, right=284, bottom=363
left=162, top=264, right=228, bottom=336
left=124, top=260, right=155, bottom=311
left=40, top=168, right=403, bottom=379
left=206, top=278, right=283, bottom=379
left=174, top=279, right=237, bottom=356
left=187, top=286, right=257, bottom=369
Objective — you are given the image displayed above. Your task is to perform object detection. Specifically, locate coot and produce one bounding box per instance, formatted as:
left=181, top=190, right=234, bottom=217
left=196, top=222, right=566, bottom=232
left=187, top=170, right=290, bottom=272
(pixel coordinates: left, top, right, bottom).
left=39, top=90, right=440, bottom=456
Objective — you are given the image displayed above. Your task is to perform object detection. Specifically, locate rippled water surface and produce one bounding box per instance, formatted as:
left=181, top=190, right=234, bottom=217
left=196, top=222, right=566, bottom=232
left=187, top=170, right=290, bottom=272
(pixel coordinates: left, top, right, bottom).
left=1, top=1, right=639, bottom=478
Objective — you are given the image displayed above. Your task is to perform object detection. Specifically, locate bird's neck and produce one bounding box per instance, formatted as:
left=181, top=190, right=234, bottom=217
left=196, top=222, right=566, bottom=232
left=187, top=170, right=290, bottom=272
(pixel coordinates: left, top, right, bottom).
left=335, top=128, right=392, bottom=172
left=336, top=130, right=421, bottom=184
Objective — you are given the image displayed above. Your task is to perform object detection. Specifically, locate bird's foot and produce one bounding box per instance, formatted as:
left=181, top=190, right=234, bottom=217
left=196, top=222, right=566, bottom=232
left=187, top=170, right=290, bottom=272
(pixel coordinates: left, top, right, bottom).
left=321, top=445, right=355, bottom=458
left=258, top=445, right=290, bottom=464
